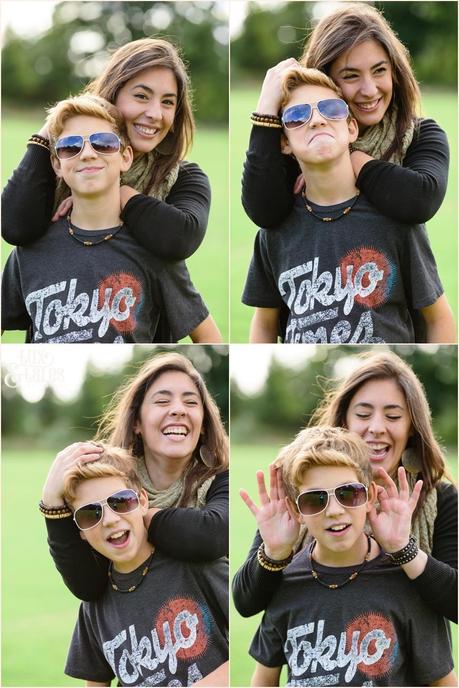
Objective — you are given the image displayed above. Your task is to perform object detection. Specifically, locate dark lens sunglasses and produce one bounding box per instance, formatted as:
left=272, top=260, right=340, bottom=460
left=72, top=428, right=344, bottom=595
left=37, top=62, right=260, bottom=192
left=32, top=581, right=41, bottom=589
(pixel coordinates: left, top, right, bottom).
left=282, top=99, right=349, bottom=130
left=54, top=132, right=121, bottom=160
left=296, top=482, right=368, bottom=516
left=73, top=489, right=140, bottom=531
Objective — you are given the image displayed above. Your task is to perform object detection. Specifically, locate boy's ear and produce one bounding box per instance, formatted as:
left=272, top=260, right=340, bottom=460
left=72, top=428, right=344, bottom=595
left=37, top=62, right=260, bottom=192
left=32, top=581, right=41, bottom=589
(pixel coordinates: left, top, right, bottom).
left=347, top=117, right=359, bottom=144
left=280, top=132, right=293, bottom=156
left=286, top=496, right=302, bottom=524
left=366, top=481, right=378, bottom=511
left=120, top=145, right=133, bottom=173
left=139, top=488, right=149, bottom=514
left=79, top=530, right=87, bottom=542
left=51, top=155, right=64, bottom=178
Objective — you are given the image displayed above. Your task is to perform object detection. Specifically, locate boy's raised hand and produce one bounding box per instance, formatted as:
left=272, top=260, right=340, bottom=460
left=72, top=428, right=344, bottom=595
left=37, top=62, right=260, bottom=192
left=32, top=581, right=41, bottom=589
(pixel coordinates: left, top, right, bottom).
left=239, top=464, right=299, bottom=560
left=42, top=442, right=104, bottom=507
left=368, top=466, right=423, bottom=553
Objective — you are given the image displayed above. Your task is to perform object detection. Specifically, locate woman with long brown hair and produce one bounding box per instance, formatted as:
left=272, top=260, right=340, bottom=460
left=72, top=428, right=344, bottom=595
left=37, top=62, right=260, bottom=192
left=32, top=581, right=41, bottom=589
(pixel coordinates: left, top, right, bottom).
left=233, top=351, right=457, bottom=623
left=3, top=38, right=210, bottom=264
left=243, top=2, right=449, bottom=228
left=40, top=351, right=228, bottom=600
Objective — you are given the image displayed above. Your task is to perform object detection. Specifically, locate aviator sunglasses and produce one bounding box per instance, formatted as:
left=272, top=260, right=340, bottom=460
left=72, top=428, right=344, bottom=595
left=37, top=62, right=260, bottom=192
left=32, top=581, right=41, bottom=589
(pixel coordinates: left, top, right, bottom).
left=296, top=482, right=368, bottom=516
left=73, top=489, right=140, bottom=531
left=282, top=98, right=349, bottom=130
left=54, top=132, right=121, bottom=160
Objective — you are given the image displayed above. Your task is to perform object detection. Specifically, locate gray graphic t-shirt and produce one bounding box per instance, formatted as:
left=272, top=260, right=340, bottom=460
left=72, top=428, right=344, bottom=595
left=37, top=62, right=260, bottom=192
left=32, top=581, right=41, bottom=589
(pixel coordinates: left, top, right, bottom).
left=2, top=219, right=208, bottom=343
left=242, top=195, right=443, bottom=343
left=250, top=549, right=453, bottom=686
left=65, top=551, right=228, bottom=686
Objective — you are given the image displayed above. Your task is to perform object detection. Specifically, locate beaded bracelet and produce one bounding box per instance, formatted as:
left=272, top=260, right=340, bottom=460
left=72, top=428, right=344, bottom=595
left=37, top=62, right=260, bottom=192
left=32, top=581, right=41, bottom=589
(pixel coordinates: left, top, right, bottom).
left=387, top=536, right=418, bottom=566
left=257, top=543, right=293, bottom=572
left=39, top=499, right=72, bottom=519
left=251, top=112, right=281, bottom=123
left=251, top=112, right=282, bottom=129
left=28, top=134, right=50, bottom=150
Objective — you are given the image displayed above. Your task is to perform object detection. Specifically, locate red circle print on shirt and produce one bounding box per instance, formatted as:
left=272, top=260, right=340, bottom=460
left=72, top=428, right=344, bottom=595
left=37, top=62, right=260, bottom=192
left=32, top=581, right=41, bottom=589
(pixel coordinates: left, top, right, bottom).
left=97, top=271, right=142, bottom=333
left=346, top=611, right=397, bottom=679
left=340, top=247, right=394, bottom=309
left=155, top=597, right=210, bottom=660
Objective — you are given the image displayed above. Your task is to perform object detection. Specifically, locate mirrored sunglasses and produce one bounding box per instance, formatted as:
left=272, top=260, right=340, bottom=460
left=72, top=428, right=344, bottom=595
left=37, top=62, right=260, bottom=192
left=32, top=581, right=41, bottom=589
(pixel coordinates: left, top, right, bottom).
left=73, top=488, right=140, bottom=530
left=296, top=482, right=368, bottom=516
left=54, top=132, right=121, bottom=160
left=282, top=99, right=349, bottom=130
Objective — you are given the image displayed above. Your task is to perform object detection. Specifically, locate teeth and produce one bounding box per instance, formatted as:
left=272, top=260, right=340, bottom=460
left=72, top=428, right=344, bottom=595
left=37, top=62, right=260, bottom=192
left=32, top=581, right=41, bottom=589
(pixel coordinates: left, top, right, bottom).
left=109, top=531, right=127, bottom=540
left=329, top=524, right=348, bottom=532
left=134, top=124, right=158, bottom=135
left=163, top=426, right=188, bottom=436
left=357, top=100, right=379, bottom=110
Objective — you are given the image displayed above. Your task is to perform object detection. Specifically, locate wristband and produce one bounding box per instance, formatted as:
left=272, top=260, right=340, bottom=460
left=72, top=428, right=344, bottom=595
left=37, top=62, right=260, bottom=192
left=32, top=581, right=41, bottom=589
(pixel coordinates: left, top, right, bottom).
left=387, top=536, right=418, bottom=566
left=28, top=134, right=50, bottom=151
left=257, top=543, right=293, bottom=572
left=251, top=112, right=282, bottom=129
left=39, top=499, right=72, bottom=519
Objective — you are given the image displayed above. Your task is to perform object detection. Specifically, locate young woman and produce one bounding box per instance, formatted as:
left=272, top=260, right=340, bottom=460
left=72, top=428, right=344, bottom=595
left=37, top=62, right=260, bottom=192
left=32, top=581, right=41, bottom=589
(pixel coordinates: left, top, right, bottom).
left=242, top=3, right=449, bottom=227
left=233, top=351, right=457, bottom=623
left=3, top=38, right=209, bottom=262
left=40, top=351, right=229, bottom=600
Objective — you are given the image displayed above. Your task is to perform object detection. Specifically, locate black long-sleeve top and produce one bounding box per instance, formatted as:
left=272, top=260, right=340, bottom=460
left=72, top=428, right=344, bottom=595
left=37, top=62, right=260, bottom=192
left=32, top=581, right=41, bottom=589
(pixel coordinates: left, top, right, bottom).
left=2, top=143, right=210, bottom=260
left=232, top=481, right=457, bottom=622
left=45, top=469, right=228, bottom=602
left=241, top=118, right=449, bottom=226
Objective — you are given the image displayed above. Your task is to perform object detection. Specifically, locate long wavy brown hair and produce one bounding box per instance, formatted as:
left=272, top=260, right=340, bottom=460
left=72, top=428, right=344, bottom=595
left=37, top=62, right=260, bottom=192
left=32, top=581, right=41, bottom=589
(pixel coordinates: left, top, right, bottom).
left=85, top=38, right=195, bottom=191
left=96, top=352, right=228, bottom=506
left=310, top=351, right=452, bottom=512
left=301, top=2, right=421, bottom=159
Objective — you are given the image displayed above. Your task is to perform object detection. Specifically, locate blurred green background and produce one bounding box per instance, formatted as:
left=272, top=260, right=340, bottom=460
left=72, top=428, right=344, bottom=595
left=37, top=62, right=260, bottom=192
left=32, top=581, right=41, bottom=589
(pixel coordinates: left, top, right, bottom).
left=1, top=344, right=229, bottom=686
left=1, top=0, right=229, bottom=342
left=230, top=1, right=458, bottom=341
left=229, top=344, right=457, bottom=686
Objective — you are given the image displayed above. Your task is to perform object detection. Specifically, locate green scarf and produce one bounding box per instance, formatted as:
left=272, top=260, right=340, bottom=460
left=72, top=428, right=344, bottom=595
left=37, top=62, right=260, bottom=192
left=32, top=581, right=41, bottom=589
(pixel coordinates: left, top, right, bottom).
left=136, top=454, right=215, bottom=509
left=352, top=108, right=415, bottom=165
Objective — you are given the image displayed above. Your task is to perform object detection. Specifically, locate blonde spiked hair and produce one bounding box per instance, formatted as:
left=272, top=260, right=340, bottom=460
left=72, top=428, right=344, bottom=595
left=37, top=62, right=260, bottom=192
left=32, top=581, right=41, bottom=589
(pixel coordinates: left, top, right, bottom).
left=275, top=426, right=372, bottom=504
left=63, top=444, right=142, bottom=507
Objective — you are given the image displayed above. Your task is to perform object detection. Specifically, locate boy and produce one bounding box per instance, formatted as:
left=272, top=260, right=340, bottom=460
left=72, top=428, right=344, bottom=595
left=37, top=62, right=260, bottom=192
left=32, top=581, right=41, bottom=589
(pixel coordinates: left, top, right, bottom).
left=61, top=446, right=228, bottom=686
left=248, top=426, right=456, bottom=687
left=242, top=67, right=455, bottom=344
left=2, top=94, right=220, bottom=343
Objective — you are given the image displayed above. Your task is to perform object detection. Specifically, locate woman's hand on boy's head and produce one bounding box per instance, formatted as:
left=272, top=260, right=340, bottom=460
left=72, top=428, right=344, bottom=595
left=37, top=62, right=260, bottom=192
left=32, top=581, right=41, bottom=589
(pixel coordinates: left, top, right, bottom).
left=257, top=57, right=300, bottom=116
left=51, top=196, right=73, bottom=222
left=367, top=466, right=423, bottom=554
left=239, top=464, right=299, bottom=561
left=41, top=441, right=104, bottom=507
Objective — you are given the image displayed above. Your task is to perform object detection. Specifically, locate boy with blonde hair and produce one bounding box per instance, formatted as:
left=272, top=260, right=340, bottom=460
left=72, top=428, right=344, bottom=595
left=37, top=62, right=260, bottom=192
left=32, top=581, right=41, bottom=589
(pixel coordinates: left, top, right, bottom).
left=247, top=426, right=455, bottom=686
left=2, top=94, right=219, bottom=343
left=242, top=67, right=454, bottom=344
left=61, top=445, right=228, bottom=686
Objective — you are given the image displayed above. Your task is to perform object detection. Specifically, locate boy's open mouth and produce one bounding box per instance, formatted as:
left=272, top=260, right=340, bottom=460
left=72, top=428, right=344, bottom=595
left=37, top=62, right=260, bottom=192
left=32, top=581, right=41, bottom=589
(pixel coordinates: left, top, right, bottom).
left=107, top=530, right=130, bottom=547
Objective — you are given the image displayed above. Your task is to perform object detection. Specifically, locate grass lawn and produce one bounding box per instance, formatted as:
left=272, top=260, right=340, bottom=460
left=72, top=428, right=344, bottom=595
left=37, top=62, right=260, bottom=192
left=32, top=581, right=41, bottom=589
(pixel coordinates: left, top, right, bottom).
left=230, top=88, right=458, bottom=342
left=230, top=441, right=458, bottom=687
left=1, top=111, right=228, bottom=343
left=2, top=451, right=81, bottom=686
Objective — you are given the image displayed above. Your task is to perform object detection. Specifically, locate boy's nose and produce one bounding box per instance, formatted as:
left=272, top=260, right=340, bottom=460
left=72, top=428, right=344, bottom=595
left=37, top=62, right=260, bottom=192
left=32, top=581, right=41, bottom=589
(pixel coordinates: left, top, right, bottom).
left=79, top=140, right=97, bottom=159
left=325, top=493, right=345, bottom=515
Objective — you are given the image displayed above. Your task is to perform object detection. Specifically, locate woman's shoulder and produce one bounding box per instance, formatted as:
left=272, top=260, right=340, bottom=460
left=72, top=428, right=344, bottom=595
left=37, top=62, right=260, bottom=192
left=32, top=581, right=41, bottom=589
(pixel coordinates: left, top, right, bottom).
left=411, top=117, right=448, bottom=145
left=172, top=160, right=210, bottom=191
left=436, top=480, right=458, bottom=505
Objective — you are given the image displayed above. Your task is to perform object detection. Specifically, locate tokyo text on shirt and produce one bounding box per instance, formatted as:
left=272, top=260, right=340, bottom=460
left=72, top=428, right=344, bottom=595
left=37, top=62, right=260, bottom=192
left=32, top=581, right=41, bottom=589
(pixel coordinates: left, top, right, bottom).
left=242, top=195, right=443, bottom=344
left=2, top=219, right=208, bottom=343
